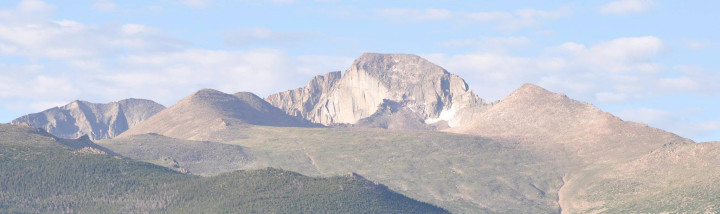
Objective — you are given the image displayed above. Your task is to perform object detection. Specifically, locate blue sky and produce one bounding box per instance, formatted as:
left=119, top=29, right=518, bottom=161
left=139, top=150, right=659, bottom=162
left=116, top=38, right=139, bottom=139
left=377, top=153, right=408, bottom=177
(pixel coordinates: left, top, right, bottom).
left=0, top=0, right=718, bottom=141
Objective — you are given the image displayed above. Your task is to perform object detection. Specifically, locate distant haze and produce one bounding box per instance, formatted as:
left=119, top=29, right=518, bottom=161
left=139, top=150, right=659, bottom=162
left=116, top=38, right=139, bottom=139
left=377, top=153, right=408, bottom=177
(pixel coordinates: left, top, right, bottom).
left=0, top=0, right=717, bottom=141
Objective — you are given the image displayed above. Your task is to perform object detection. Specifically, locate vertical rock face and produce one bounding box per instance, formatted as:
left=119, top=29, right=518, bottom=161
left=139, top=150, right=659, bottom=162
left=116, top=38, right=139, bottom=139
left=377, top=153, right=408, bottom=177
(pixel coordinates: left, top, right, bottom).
left=266, top=53, right=484, bottom=127
left=10, top=99, right=165, bottom=141
left=266, top=71, right=342, bottom=120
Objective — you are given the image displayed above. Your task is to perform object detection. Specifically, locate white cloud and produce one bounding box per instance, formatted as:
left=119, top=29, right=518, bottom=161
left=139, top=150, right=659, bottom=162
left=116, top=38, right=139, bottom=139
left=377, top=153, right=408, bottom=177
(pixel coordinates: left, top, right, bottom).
left=17, top=0, right=53, bottom=13
left=439, top=37, right=532, bottom=53
left=614, top=107, right=720, bottom=142
left=376, top=8, right=452, bottom=21
left=224, top=28, right=318, bottom=47
left=92, top=0, right=117, bottom=12
left=374, top=7, right=572, bottom=30
left=0, top=0, right=351, bottom=119
left=464, top=8, right=573, bottom=30
left=120, top=24, right=150, bottom=35
left=600, top=0, right=655, bottom=15
left=615, top=107, right=671, bottom=124
left=0, top=3, right=185, bottom=59
left=657, top=77, right=701, bottom=92
left=426, top=35, right=720, bottom=141
left=595, top=92, right=629, bottom=103
left=426, top=36, right=719, bottom=103
left=681, top=40, right=717, bottom=50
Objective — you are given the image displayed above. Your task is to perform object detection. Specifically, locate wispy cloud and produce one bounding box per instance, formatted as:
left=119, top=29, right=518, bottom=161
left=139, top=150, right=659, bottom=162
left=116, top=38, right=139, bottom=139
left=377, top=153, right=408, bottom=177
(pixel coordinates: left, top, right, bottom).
left=0, top=1, right=185, bottom=59
left=463, top=8, right=572, bottom=30
left=0, top=0, right=352, bottom=116
left=224, top=28, right=319, bottom=47
left=439, top=37, right=532, bottom=53
left=615, top=107, right=720, bottom=141
left=375, top=7, right=572, bottom=30
left=426, top=36, right=717, bottom=103
left=600, top=0, right=655, bottom=15
left=376, top=8, right=452, bottom=21
left=92, top=0, right=116, bottom=12
left=427, top=36, right=719, bottom=140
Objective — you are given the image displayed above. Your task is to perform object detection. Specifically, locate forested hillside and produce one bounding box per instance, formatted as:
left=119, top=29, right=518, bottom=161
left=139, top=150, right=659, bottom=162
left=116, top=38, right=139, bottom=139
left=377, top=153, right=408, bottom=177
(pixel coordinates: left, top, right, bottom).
left=0, top=124, right=447, bottom=213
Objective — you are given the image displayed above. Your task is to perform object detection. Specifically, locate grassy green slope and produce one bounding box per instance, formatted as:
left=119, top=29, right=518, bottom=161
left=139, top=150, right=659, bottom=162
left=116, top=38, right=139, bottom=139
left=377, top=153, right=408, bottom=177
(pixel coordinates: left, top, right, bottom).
left=0, top=124, right=448, bottom=213
left=561, top=142, right=720, bottom=213
left=97, top=133, right=253, bottom=176
left=207, top=126, right=567, bottom=213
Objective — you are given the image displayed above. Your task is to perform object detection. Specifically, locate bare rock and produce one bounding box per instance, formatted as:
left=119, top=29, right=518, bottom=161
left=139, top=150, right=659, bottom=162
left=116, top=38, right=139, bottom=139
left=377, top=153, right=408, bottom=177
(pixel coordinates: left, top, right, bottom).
left=266, top=53, right=485, bottom=128
left=11, top=99, right=165, bottom=141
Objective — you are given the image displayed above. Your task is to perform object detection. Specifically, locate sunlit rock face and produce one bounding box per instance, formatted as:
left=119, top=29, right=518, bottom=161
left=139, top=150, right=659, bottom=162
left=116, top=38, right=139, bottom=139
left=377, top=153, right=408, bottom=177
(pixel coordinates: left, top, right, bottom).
left=11, top=99, right=165, bottom=141
left=267, top=53, right=485, bottom=129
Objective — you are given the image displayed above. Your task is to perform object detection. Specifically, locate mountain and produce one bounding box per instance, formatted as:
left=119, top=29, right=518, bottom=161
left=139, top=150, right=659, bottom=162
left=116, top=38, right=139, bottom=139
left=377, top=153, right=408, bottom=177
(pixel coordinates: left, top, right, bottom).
left=10, top=98, right=165, bottom=141
left=267, top=53, right=485, bottom=129
left=446, top=83, right=713, bottom=213
left=0, top=124, right=448, bottom=213
left=449, top=83, right=692, bottom=161
left=119, top=89, right=317, bottom=140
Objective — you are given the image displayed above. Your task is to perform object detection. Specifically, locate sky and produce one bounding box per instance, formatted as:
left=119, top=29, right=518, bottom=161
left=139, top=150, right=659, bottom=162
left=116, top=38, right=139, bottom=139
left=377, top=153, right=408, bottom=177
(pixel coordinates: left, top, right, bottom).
left=0, top=0, right=718, bottom=142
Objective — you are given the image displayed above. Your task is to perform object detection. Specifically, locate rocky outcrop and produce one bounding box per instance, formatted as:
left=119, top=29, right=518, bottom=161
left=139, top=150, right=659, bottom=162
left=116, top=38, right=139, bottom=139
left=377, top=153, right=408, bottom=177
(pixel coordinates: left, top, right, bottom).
left=354, top=99, right=437, bottom=130
left=11, top=99, right=165, bottom=141
left=266, top=53, right=485, bottom=128
left=120, top=89, right=318, bottom=140
left=266, top=71, right=342, bottom=119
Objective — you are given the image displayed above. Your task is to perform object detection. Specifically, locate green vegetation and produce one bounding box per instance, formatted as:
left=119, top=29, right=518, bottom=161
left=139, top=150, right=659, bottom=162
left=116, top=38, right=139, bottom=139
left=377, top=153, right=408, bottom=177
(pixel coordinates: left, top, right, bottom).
left=97, top=133, right=252, bottom=176
left=0, top=125, right=447, bottom=213
left=205, top=126, right=568, bottom=213
left=564, top=143, right=720, bottom=213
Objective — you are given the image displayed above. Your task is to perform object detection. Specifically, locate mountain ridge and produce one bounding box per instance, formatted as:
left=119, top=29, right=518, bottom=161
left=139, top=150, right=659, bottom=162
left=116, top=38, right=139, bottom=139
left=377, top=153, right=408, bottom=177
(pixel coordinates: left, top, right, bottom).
left=119, top=89, right=318, bottom=141
left=449, top=82, right=692, bottom=161
left=7, top=52, right=719, bottom=213
left=10, top=98, right=165, bottom=141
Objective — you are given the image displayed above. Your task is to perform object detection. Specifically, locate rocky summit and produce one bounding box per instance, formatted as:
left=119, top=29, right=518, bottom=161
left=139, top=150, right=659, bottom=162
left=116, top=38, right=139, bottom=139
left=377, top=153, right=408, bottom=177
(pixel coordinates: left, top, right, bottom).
left=11, top=99, right=165, bottom=141
left=267, top=53, right=485, bottom=129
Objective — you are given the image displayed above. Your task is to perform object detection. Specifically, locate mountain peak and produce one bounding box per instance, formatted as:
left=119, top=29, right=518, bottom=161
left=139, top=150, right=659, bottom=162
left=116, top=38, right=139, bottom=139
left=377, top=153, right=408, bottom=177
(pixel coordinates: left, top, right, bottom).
left=509, top=83, right=560, bottom=98
left=181, top=89, right=238, bottom=107
left=267, top=52, right=483, bottom=126
left=11, top=98, right=165, bottom=141
left=121, top=88, right=318, bottom=140
left=190, top=88, right=227, bottom=98
left=351, top=53, right=448, bottom=78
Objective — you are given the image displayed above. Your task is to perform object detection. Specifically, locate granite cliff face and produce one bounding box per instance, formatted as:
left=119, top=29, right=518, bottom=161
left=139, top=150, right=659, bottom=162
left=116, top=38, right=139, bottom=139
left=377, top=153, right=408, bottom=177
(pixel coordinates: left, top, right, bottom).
left=266, top=53, right=484, bottom=128
left=11, top=99, right=165, bottom=141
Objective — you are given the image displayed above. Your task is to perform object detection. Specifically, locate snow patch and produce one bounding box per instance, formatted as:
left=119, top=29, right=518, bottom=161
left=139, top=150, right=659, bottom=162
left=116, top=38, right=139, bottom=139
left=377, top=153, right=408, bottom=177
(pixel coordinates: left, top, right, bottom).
left=424, top=106, right=458, bottom=125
